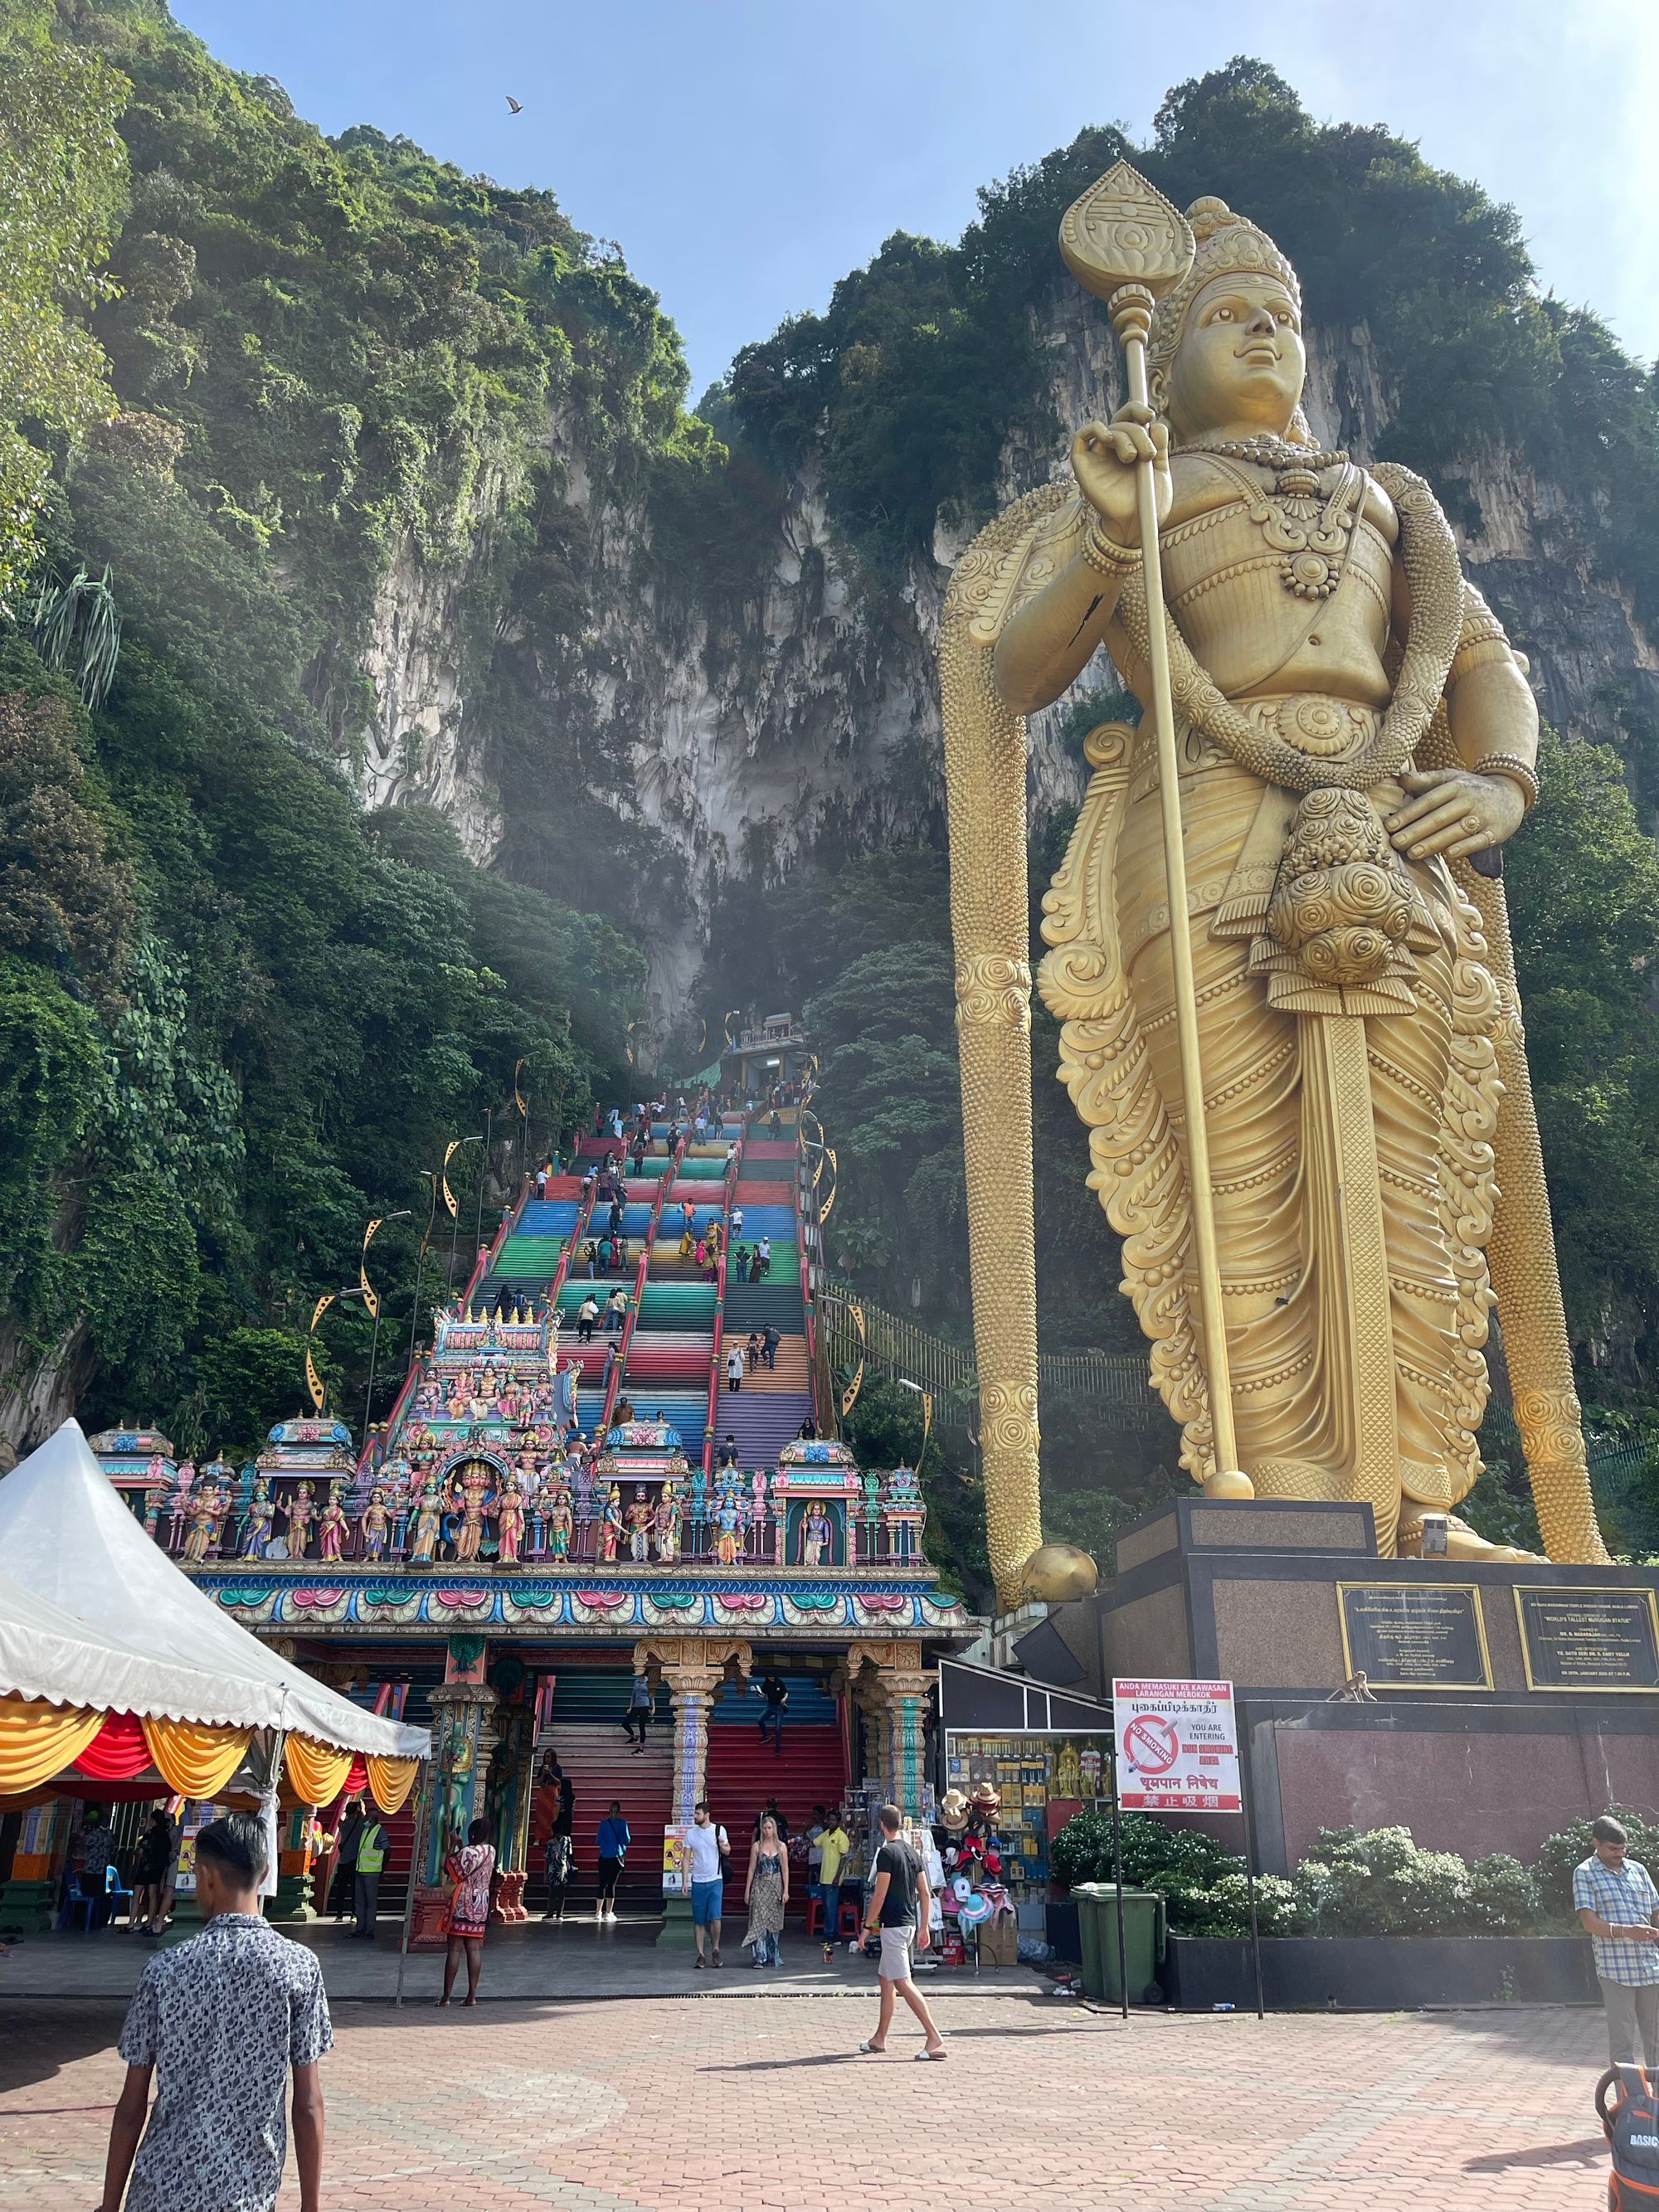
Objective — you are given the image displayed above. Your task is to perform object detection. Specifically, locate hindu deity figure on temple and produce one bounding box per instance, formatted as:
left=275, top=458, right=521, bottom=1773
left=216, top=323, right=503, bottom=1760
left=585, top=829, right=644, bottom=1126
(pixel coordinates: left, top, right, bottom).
left=625, top=1485, right=654, bottom=1563
left=360, top=1485, right=390, bottom=1561
left=409, top=1479, right=443, bottom=1564
left=451, top=1464, right=492, bottom=1563
left=317, top=1482, right=349, bottom=1563
left=285, top=1480, right=316, bottom=1559
left=182, top=1484, right=220, bottom=1564
left=598, top=1485, right=623, bottom=1562
left=496, top=1478, right=526, bottom=1567
left=713, top=1492, right=741, bottom=1567
left=239, top=1476, right=275, bottom=1558
left=545, top=1482, right=573, bottom=1561
left=654, top=1481, right=682, bottom=1563
left=799, top=1500, right=832, bottom=1568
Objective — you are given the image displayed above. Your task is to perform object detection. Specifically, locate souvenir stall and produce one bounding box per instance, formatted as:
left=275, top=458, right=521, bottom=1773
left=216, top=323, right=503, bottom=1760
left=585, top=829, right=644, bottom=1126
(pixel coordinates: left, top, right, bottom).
left=933, top=1658, right=1117, bottom=1961
left=0, top=1422, right=428, bottom=1928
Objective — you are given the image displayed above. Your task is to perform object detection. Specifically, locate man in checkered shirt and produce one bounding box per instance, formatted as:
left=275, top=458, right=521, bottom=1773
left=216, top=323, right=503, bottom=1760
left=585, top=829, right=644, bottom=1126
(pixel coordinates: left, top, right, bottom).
left=1574, top=1815, right=1659, bottom=2067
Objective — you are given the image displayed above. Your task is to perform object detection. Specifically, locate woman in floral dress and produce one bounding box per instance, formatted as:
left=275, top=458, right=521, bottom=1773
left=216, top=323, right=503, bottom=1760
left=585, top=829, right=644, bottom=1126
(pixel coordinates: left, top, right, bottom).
left=742, top=1813, right=789, bottom=1967
left=437, top=1816, right=496, bottom=2005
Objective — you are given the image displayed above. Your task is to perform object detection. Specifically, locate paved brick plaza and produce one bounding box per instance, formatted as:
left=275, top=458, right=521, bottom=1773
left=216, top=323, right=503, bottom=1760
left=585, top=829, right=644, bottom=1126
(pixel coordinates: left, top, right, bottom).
left=0, top=1990, right=1610, bottom=2210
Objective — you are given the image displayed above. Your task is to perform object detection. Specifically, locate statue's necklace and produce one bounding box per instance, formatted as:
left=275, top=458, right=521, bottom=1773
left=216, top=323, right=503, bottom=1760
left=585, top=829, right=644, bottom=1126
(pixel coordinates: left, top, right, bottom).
left=1179, top=438, right=1360, bottom=601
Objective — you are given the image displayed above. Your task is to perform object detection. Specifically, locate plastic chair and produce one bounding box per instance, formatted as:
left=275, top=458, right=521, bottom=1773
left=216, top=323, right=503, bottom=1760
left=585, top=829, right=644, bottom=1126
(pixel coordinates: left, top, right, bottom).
left=838, top=1898, right=862, bottom=1938
left=105, top=1862, right=133, bottom=1923
left=58, top=1874, right=95, bottom=1933
left=806, top=1898, right=825, bottom=1937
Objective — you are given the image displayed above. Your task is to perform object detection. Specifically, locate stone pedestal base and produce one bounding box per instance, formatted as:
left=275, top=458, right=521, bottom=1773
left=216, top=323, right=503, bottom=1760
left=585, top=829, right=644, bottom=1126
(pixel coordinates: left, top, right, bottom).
left=1047, top=1496, right=1659, bottom=1875
left=273, top=1873, right=316, bottom=1922
left=491, top=1868, right=528, bottom=1923
left=409, top=1884, right=450, bottom=1950
left=654, top=1895, right=698, bottom=1950
left=0, top=1879, right=57, bottom=1933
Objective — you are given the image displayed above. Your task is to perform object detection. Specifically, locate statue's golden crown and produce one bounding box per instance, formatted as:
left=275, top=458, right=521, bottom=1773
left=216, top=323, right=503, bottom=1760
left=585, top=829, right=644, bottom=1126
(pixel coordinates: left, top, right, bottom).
left=1147, top=195, right=1301, bottom=391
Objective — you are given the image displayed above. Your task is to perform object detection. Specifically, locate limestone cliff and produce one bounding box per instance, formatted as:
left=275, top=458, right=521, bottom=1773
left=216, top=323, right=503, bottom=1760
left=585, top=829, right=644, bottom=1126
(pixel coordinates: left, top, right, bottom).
left=359, top=298, right=1659, bottom=1029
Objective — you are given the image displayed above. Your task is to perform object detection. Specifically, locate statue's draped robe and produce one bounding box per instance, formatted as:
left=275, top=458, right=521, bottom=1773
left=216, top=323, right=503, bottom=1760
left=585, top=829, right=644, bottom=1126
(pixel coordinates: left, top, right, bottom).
left=1030, top=483, right=1503, bottom=1551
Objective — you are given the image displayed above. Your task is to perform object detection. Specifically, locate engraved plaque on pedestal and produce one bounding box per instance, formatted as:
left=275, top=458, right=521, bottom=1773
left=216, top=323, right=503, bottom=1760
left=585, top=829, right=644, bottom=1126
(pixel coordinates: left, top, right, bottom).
left=1515, top=1587, right=1659, bottom=1693
left=1336, top=1582, right=1492, bottom=1690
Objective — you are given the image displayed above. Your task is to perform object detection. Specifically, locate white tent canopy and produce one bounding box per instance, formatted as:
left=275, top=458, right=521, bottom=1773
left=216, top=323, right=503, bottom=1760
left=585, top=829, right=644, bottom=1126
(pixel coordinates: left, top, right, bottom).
left=0, top=1421, right=426, bottom=1758
left=0, top=1564, right=265, bottom=1719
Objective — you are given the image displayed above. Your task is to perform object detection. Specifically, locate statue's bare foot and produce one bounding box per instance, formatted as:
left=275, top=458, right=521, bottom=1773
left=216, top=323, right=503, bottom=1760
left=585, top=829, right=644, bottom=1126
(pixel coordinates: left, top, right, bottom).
left=1400, top=1512, right=1540, bottom=1563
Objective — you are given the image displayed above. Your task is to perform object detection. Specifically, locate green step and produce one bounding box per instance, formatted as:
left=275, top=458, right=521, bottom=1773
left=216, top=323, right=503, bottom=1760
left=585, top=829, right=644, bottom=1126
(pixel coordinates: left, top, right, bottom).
left=640, top=1282, right=718, bottom=1326
left=674, top=1158, right=727, bottom=1181
left=492, top=1235, right=567, bottom=1276
left=729, top=1242, right=796, bottom=1273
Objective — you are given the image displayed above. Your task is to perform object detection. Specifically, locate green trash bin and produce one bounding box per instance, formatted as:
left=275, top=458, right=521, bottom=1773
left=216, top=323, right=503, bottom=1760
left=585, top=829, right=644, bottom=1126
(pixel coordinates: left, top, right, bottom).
left=1075, top=1884, right=1165, bottom=2005
left=1070, top=1883, right=1110, bottom=2001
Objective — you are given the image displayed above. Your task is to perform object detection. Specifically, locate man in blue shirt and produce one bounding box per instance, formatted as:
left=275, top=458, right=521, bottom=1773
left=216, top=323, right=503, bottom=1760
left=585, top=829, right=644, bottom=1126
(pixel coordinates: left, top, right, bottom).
left=1574, top=1815, right=1659, bottom=2067
left=596, top=1801, right=630, bottom=1922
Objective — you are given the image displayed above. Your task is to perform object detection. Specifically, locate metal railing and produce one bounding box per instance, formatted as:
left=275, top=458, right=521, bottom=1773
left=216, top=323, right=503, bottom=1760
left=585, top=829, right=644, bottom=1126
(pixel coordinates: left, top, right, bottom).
left=818, top=1277, right=1161, bottom=1429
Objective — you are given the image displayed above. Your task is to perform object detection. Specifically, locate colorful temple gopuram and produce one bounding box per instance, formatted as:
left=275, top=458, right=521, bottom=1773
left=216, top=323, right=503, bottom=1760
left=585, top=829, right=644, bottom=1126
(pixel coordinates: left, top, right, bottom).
left=91, top=1099, right=971, bottom=1937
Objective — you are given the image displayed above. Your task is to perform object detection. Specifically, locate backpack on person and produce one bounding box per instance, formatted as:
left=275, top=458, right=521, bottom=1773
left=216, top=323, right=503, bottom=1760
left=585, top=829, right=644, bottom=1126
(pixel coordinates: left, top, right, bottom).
left=1601, top=2066, right=1659, bottom=2207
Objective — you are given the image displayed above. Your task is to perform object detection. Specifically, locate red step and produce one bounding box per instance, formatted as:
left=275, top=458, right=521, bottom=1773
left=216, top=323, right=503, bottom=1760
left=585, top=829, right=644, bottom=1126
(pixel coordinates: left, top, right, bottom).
left=705, top=1721, right=848, bottom=1922
left=526, top=1726, right=673, bottom=1910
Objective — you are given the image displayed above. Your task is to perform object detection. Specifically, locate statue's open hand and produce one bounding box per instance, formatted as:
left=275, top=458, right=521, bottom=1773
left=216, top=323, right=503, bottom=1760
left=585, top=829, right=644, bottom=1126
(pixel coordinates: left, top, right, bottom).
left=1385, top=767, right=1526, bottom=860
left=1071, top=403, right=1171, bottom=546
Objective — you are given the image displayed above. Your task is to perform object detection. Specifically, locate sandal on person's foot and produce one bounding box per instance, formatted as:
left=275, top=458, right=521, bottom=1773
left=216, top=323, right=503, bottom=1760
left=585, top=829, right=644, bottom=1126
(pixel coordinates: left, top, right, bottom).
left=915, top=2044, right=947, bottom=2059
left=858, top=2039, right=887, bottom=2054
left=693, top=1954, right=705, bottom=1968
left=712, top=1948, right=722, bottom=1966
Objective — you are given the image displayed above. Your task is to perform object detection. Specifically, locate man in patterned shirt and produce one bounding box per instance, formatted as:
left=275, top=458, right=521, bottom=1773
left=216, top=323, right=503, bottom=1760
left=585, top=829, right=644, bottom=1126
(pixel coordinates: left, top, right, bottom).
left=96, top=1811, right=331, bottom=2212
left=1574, top=1814, right=1659, bottom=2068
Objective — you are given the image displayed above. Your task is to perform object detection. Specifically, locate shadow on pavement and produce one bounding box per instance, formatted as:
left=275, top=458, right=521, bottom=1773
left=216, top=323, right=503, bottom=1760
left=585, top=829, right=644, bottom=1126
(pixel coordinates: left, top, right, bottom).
left=1464, top=2137, right=1604, bottom=2171
left=0, top=1998, right=128, bottom=2098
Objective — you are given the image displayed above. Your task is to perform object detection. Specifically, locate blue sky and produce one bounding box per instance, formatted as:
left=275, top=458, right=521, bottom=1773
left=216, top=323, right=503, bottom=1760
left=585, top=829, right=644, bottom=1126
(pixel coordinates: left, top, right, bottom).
left=173, top=0, right=1657, bottom=401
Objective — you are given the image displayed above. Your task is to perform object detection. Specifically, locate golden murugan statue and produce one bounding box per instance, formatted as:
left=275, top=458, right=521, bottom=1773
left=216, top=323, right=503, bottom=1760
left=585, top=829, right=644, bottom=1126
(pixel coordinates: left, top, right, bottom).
left=941, top=164, right=1608, bottom=1600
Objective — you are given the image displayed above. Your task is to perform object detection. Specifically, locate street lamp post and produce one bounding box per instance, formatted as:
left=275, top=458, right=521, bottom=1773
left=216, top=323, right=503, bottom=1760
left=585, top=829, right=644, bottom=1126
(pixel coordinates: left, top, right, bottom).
left=358, top=1210, right=411, bottom=1448
left=444, top=1135, right=484, bottom=1298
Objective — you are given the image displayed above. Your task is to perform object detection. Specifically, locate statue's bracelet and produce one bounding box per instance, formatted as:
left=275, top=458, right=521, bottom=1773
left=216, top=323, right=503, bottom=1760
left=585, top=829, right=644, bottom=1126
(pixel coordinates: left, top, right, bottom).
left=1471, top=752, right=1539, bottom=813
left=1081, top=521, right=1140, bottom=577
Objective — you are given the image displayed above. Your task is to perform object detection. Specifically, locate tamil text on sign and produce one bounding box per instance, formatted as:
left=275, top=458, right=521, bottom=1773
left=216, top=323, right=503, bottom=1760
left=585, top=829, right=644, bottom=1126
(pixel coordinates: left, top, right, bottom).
left=1112, top=1678, right=1242, bottom=1813
left=1336, top=1583, right=1492, bottom=1689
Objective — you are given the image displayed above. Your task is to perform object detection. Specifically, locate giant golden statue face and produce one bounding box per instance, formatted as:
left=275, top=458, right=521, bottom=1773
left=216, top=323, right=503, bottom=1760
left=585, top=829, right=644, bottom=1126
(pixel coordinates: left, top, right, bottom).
left=1165, top=273, right=1305, bottom=444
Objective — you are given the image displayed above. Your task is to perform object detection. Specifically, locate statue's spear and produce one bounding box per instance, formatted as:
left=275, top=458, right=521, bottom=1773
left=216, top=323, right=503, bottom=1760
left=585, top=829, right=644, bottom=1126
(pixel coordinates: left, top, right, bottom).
left=1060, top=163, right=1249, bottom=1495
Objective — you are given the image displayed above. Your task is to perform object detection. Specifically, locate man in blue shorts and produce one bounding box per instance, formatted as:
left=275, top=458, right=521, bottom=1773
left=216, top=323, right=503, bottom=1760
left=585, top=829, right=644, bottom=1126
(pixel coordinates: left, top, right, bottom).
left=685, top=1801, right=728, bottom=1969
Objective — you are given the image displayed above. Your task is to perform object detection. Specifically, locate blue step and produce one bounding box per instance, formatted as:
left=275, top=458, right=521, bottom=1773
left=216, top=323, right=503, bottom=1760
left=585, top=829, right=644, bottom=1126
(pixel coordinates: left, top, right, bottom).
left=711, top=1675, right=839, bottom=1725
left=593, top=1202, right=653, bottom=1237
left=518, top=1200, right=580, bottom=1236
left=730, top=1205, right=795, bottom=1240
left=624, top=1389, right=708, bottom=1454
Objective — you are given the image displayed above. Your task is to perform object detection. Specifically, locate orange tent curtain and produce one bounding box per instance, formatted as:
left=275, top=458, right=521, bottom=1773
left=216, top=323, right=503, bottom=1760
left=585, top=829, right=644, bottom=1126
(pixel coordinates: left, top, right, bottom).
left=284, top=1733, right=353, bottom=1808
left=140, top=1715, right=252, bottom=1800
left=365, top=1755, right=420, bottom=1816
left=0, top=1698, right=105, bottom=1794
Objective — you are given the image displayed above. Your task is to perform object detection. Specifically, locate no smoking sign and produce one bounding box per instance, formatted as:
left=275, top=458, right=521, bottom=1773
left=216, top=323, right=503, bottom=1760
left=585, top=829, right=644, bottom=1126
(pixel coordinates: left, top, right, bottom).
left=1121, top=1712, right=1180, bottom=1776
left=1112, top=1678, right=1243, bottom=1812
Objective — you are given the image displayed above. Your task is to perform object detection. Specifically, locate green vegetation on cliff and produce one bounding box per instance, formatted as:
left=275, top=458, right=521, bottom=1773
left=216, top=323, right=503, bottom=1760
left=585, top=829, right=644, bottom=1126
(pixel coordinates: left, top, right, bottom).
left=0, top=0, right=707, bottom=1452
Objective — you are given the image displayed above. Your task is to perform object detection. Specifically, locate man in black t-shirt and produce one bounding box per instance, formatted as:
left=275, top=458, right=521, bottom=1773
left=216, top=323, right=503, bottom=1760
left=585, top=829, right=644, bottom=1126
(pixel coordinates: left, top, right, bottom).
left=858, top=1803, right=945, bottom=2058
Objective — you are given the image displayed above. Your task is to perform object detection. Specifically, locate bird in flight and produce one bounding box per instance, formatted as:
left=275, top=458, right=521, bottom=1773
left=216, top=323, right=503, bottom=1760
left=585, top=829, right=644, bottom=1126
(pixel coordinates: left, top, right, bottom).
left=505, top=95, right=523, bottom=114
